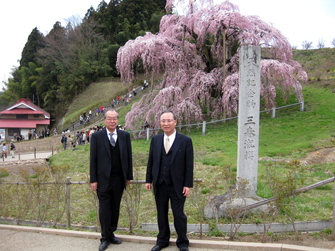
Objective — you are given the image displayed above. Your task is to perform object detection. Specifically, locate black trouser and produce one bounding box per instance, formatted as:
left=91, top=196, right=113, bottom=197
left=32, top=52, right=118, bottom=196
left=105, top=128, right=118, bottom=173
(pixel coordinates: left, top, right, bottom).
left=97, top=176, right=124, bottom=242
left=155, top=182, right=188, bottom=248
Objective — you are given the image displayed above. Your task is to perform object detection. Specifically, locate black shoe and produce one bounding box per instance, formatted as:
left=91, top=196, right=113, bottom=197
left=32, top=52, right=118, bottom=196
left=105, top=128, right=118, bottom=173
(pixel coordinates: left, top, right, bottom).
left=110, top=236, right=122, bottom=244
left=179, top=247, right=189, bottom=251
left=98, top=241, right=111, bottom=251
left=151, top=244, right=168, bottom=251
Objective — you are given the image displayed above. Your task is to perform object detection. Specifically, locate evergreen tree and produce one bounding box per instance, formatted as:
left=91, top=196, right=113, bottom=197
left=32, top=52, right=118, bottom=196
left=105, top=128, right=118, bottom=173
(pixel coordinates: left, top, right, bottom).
left=20, top=27, right=44, bottom=68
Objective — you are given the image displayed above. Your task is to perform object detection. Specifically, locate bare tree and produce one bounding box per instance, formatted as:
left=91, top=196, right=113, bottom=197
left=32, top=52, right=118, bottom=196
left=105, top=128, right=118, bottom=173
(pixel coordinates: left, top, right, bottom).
left=292, top=45, right=297, bottom=50
left=302, top=40, right=313, bottom=50
left=331, top=38, right=335, bottom=47
left=317, top=38, right=325, bottom=49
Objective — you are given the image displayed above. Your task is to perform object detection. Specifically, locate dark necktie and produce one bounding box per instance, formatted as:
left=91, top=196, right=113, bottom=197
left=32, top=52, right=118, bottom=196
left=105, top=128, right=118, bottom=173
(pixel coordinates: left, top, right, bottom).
left=109, top=133, right=115, bottom=147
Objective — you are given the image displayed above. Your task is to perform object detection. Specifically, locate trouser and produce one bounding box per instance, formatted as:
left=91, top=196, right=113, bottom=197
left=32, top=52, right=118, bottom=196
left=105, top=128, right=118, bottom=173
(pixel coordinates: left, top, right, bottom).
left=155, top=182, right=188, bottom=248
left=10, top=150, right=14, bottom=157
left=97, top=176, right=124, bottom=242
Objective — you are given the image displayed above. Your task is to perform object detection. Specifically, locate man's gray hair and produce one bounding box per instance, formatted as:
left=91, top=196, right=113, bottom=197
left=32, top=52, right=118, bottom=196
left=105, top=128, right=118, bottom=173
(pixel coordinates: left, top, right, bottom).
left=160, top=110, right=177, bottom=120
left=104, top=109, right=119, bottom=119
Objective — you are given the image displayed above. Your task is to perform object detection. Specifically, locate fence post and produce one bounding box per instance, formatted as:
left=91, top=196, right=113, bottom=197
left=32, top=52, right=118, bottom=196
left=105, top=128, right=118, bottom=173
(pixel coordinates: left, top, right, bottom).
left=52, top=146, right=54, bottom=156
left=300, top=101, right=304, bottom=112
left=272, top=107, right=276, bottom=118
left=202, top=121, right=206, bottom=135
left=332, top=179, right=335, bottom=240
left=18, top=146, right=20, bottom=160
left=66, top=177, right=71, bottom=228
left=146, top=128, right=150, bottom=141
left=34, top=148, right=36, bottom=159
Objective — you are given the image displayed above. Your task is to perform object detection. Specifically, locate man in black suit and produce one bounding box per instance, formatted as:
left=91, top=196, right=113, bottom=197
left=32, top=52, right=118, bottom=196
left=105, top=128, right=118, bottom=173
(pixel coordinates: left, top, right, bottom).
left=90, top=109, right=133, bottom=251
left=146, top=110, right=194, bottom=251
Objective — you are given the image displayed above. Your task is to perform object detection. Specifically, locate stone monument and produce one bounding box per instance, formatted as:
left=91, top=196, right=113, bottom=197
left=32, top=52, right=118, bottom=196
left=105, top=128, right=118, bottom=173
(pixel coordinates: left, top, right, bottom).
left=237, top=45, right=261, bottom=198
left=204, top=46, right=265, bottom=219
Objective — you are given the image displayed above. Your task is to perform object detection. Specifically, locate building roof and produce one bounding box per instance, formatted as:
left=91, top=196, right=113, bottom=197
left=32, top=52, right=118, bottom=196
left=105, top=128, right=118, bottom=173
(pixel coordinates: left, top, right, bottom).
left=0, top=98, right=50, bottom=119
left=0, top=119, right=50, bottom=128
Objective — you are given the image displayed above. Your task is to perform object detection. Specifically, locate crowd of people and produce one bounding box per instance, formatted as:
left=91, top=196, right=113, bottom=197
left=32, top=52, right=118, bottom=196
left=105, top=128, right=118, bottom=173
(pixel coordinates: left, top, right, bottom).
left=27, top=128, right=51, bottom=140
left=61, top=124, right=125, bottom=150
left=11, top=128, right=51, bottom=142
left=74, top=81, right=149, bottom=133
left=59, top=82, right=150, bottom=151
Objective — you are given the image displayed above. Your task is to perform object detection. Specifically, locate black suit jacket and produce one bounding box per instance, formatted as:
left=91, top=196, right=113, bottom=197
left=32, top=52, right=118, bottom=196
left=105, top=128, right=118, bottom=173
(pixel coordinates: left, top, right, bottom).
left=146, top=132, right=194, bottom=199
left=90, top=128, right=133, bottom=192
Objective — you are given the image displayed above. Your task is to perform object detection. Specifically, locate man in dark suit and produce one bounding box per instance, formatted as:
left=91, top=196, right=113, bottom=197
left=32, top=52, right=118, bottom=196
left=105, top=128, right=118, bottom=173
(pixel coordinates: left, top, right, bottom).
left=146, top=110, right=194, bottom=251
left=90, top=109, right=133, bottom=251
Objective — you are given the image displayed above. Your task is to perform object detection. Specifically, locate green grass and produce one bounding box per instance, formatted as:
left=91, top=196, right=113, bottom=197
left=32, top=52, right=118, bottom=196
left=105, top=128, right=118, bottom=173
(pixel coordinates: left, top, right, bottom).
left=50, top=144, right=91, bottom=173
left=0, top=171, right=9, bottom=178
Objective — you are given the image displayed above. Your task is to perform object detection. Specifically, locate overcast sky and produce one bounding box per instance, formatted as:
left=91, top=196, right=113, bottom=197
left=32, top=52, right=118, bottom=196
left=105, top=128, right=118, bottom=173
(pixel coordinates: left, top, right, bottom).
left=1, top=0, right=334, bottom=89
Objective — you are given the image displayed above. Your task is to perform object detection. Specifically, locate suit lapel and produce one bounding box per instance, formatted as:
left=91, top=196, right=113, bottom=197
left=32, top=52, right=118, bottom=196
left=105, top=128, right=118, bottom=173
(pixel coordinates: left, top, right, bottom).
left=117, top=129, right=124, bottom=160
left=170, top=132, right=181, bottom=164
left=156, top=133, right=164, bottom=157
left=102, top=128, right=111, bottom=159
left=155, top=133, right=163, bottom=164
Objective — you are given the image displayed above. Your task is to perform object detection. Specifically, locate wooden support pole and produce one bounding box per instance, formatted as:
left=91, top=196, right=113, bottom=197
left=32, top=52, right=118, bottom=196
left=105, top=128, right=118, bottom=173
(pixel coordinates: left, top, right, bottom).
left=66, top=177, right=71, bottom=228
left=332, top=179, right=335, bottom=240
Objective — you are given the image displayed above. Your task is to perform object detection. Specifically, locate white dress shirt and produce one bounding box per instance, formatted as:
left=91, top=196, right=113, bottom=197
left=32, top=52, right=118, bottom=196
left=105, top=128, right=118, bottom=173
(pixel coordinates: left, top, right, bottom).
left=106, top=128, right=118, bottom=143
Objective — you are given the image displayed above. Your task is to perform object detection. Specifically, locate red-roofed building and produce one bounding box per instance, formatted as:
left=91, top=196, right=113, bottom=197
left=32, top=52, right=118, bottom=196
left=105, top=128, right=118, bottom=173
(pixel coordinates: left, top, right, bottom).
left=0, top=98, right=50, bottom=140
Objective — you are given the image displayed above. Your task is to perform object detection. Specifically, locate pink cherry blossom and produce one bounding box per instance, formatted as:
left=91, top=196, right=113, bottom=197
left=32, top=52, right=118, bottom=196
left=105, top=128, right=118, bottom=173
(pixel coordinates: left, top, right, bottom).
left=117, top=0, right=307, bottom=131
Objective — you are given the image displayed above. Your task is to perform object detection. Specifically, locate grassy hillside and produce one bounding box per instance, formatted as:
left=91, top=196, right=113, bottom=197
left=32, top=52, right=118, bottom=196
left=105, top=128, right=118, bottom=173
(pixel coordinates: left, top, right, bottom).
left=61, top=79, right=128, bottom=129
left=60, top=74, right=163, bottom=130
left=293, top=48, right=335, bottom=83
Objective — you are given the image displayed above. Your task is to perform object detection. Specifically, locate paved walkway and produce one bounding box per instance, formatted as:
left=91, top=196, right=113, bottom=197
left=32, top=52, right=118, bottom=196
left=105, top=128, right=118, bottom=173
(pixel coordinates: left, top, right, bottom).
left=0, top=225, right=332, bottom=251
left=0, top=151, right=53, bottom=162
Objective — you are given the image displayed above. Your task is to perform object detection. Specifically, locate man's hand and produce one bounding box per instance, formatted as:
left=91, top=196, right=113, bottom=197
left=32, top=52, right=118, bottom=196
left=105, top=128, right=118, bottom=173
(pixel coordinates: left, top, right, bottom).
left=126, top=180, right=130, bottom=187
left=91, top=182, right=98, bottom=191
left=183, top=187, right=190, bottom=196
left=145, top=183, right=151, bottom=191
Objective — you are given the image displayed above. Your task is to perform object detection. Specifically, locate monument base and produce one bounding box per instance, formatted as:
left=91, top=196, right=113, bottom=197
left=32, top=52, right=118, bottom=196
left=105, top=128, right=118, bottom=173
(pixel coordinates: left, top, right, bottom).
left=204, top=193, right=271, bottom=219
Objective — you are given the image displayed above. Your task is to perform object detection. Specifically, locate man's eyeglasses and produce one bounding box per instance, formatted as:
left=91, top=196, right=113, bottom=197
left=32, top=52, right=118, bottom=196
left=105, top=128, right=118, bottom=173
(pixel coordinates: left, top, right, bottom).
left=160, top=119, right=175, bottom=124
left=105, top=117, right=118, bottom=122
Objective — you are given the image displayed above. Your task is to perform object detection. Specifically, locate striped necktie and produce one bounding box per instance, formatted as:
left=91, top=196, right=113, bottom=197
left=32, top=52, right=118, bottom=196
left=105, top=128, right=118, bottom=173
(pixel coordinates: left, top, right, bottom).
left=109, top=133, right=115, bottom=147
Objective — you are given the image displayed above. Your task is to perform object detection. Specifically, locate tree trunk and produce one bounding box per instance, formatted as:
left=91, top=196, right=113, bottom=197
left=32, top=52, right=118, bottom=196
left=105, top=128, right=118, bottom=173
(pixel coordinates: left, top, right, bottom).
left=222, top=28, right=226, bottom=120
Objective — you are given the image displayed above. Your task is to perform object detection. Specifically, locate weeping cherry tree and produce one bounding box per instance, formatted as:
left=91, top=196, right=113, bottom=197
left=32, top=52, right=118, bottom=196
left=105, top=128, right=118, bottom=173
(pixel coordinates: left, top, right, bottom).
left=116, top=0, right=307, bottom=131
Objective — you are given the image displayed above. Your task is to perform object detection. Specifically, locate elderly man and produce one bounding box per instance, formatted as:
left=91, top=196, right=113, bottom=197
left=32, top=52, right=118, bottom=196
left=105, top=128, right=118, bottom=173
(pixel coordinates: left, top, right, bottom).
left=90, top=109, right=133, bottom=251
left=146, top=110, right=194, bottom=251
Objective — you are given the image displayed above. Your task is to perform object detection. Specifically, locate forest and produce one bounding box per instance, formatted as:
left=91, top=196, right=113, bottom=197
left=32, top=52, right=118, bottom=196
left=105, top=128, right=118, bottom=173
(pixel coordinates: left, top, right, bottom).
left=0, top=0, right=166, bottom=120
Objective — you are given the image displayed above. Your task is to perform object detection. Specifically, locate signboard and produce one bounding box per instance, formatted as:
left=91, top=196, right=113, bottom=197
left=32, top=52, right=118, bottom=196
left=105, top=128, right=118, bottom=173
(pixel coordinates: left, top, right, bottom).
left=0, top=129, right=5, bottom=141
